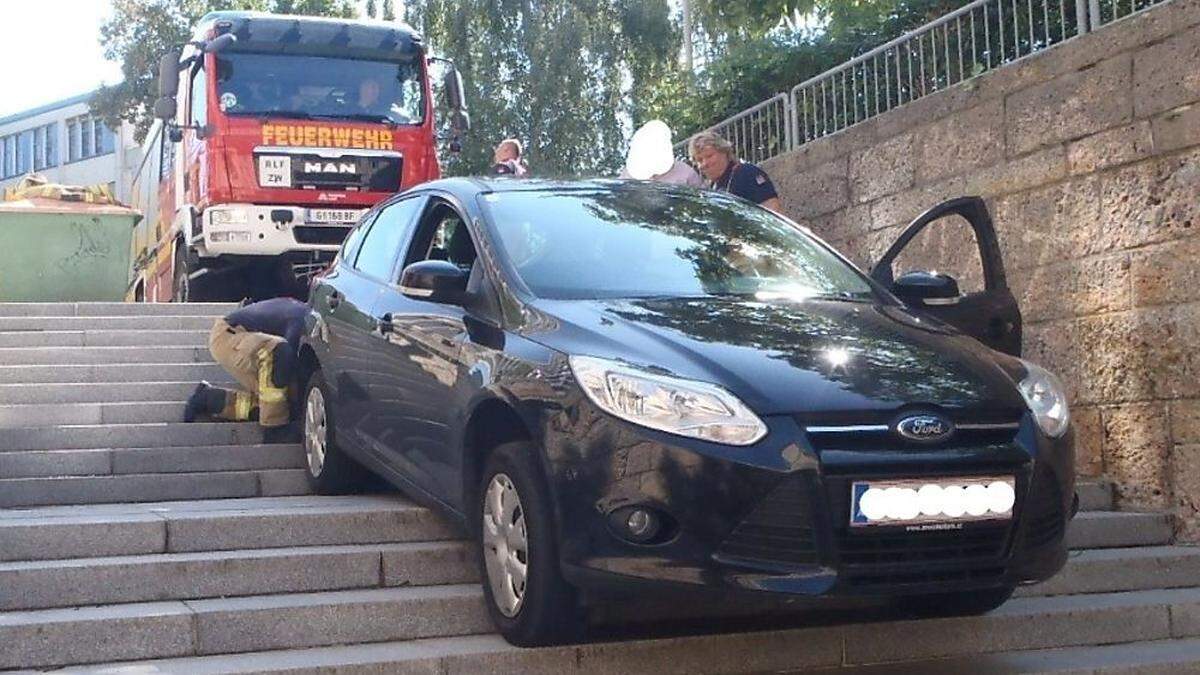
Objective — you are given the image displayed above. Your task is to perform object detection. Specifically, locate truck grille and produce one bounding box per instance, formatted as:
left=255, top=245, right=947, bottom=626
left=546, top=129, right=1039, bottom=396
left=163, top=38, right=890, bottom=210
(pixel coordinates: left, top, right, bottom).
left=713, top=476, right=818, bottom=569
left=294, top=226, right=352, bottom=246
left=255, top=151, right=402, bottom=192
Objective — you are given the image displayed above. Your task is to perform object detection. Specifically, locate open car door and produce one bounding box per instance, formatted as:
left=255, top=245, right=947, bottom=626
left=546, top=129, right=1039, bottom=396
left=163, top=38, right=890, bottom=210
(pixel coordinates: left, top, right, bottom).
left=869, top=196, right=1022, bottom=356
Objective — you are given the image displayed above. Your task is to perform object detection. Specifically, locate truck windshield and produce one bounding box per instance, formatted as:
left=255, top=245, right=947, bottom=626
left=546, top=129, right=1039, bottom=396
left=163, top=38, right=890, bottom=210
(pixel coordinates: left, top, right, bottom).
left=215, top=53, right=424, bottom=125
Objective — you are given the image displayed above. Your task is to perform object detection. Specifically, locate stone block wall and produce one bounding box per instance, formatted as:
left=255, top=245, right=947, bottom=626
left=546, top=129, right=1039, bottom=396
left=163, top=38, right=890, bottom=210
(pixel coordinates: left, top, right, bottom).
left=761, top=0, right=1200, bottom=537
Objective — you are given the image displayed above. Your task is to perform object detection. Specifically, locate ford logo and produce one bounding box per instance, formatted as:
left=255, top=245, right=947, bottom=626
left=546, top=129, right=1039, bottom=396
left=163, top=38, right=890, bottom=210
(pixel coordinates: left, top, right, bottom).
left=895, top=414, right=954, bottom=442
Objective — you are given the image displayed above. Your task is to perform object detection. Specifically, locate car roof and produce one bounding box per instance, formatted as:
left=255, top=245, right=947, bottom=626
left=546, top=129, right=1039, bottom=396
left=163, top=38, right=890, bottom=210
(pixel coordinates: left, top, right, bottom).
left=410, top=177, right=708, bottom=200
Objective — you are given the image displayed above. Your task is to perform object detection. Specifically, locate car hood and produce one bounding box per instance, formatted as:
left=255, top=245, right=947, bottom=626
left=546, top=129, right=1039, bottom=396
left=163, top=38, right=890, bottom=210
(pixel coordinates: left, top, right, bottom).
left=522, top=295, right=1026, bottom=416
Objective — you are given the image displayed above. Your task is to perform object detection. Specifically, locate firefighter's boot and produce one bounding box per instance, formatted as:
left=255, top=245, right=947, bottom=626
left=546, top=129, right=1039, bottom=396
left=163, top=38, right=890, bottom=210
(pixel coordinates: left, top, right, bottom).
left=184, top=381, right=234, bottom=422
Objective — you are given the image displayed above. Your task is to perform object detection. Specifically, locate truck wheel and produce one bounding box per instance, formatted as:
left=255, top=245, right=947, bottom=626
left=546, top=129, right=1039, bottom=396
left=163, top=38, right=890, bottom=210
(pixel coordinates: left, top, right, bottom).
left=303, top=370, right=371, bottom=495
left=172, top=248, right=203, bottom=303
left=477, top=441, right=583, bottom=646
left=895, top=584, right=1016, bottom=619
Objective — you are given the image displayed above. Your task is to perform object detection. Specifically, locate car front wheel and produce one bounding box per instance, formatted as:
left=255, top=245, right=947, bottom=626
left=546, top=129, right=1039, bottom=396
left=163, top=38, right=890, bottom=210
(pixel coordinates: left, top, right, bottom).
left=477, top=441, right=582, bottom=646
left=303, top=370, right=369, bottom=494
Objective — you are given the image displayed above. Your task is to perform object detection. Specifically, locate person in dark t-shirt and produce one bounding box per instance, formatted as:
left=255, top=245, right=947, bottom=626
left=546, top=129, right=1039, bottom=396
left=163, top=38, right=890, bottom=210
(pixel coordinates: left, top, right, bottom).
left=688, top=131, right=783, bottom=214
left=184, top=298, right=308, bottom=427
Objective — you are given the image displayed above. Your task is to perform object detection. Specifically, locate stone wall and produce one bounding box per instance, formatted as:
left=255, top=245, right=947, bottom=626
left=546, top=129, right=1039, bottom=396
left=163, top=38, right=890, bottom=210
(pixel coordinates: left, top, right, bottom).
left=762, top=0, right=1200, bottom=537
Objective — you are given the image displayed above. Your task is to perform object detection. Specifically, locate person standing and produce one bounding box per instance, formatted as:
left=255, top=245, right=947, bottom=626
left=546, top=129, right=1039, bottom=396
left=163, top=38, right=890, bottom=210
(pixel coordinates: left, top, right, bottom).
left=183, top=297, right=308, bottom=428
left=688, top=131, right=783, bottom=214
left=620, top=120, right=703, bottom=187
left=491, top=138, right=529, bottom=176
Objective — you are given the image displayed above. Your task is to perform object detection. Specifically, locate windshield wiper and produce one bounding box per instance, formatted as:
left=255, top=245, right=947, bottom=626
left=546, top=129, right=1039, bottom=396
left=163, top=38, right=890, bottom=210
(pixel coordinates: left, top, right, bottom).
left=255, top=111, right=316, bottom=121
left=336, top=113, right=398, bottom=125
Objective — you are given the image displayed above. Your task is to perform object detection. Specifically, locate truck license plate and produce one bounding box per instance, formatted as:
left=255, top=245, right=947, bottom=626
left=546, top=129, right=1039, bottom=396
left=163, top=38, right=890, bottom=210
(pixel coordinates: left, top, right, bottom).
left=258, top=156, right=292, bottom=188
left=306, top=209, right=363, bottom=224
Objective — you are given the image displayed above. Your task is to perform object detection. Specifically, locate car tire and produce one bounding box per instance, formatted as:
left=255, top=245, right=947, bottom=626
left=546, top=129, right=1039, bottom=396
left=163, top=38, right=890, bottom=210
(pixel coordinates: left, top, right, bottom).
left=302, top=370, right=370, bottom=495
left=896, top=584, right=1016, bottom=619
left=476, top=441, right=583, bottom=646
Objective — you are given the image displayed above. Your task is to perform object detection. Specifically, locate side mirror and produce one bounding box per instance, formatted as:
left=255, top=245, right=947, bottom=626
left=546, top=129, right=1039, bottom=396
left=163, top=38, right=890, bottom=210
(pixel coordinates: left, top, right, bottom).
left=451, top=109, right=471, bottom=134
left=444, top=67, right=467, bottom=113
left=153, top=97, right=177, bottom=122
left=158, top=52, right=182, bottom=99
left=892, top=270, right=961, bottom=306
left=399, top=260, right=469, bottom=304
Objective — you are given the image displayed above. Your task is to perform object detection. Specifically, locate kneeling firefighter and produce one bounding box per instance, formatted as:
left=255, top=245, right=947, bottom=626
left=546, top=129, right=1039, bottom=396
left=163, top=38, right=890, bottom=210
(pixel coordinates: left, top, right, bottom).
left=184, top=297, right=308, bottom=427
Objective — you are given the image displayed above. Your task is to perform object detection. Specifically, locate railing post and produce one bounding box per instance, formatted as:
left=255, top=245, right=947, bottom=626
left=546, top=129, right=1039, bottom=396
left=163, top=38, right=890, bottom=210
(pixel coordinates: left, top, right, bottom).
left=1088, top=0, right=1102, bottom=29
left=783, top=93, right=795, bottom=153
left=1075, top=0, right=1090, bottom=32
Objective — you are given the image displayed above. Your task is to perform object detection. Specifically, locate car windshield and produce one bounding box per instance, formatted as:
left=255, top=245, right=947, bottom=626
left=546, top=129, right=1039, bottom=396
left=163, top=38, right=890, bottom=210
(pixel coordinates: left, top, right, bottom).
left=215, top=53, right=424, bottom=125
left=479, top=186, right=877, bottom=301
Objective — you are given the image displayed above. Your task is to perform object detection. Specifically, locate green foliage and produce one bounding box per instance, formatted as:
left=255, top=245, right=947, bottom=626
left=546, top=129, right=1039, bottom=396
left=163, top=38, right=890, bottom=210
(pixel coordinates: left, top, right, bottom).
left=365, top=0, right=377, bottom=18
left=92, top=0, right=356, bottom=142
left=382, top=0, right=396, bottom=21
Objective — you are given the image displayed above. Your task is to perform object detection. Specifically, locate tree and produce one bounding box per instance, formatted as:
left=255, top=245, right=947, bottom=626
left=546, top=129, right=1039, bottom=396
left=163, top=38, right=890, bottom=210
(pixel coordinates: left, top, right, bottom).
left=382, top=0, right=395, bottom=21
left=365, top=0, right=377, bottom=18
left=93, top=0, right=356, bottom=142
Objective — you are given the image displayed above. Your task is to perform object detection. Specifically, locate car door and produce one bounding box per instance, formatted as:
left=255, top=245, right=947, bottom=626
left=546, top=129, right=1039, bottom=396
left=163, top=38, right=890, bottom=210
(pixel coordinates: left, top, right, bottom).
left=316, top=195, right=425, bottom=446
left=367, top=196, right=484, bottom=504
left=869, top=196, right=1023, bottom=356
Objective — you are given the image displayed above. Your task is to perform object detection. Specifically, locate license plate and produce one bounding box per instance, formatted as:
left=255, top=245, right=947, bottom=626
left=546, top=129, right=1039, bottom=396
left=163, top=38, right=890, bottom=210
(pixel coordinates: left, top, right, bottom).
left=850, top=476, right=1016, bottom=528
left=306, top=209, right=363, bottom=224
left=258, top=156, right=292, bottom=188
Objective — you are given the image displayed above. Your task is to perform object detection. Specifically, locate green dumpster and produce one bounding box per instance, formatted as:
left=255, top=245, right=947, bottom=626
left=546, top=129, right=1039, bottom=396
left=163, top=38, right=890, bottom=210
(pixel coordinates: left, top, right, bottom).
left=0, top=198, right=141, bottom=302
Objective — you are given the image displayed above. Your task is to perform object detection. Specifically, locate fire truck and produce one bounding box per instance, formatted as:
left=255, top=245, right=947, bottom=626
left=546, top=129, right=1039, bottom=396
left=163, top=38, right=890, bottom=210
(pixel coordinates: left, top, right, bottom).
left=127, top=11, right=468, bottom=302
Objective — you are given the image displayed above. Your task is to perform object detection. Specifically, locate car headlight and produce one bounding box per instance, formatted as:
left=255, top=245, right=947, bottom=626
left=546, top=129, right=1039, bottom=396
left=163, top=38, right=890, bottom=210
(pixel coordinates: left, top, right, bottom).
left=569, top=355, right=767, bottom=446
left=1018, top=360, right=1070, bottom=438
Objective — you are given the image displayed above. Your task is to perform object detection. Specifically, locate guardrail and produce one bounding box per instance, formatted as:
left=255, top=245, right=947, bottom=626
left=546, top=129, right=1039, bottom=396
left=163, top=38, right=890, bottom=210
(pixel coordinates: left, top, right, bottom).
left=676, top=0, right=1172, bottom=163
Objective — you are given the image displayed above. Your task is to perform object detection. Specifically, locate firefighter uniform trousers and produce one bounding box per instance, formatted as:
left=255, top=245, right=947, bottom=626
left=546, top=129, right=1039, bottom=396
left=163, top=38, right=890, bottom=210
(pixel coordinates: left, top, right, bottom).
left=207, top=319, right=290, bottom=427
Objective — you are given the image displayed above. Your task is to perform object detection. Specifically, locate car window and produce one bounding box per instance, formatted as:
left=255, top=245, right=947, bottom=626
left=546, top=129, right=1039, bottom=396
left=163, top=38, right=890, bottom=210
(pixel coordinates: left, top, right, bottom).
left=405, top=200, right=477, bottom=272
left=478, top=185, right=875, bottom=301
left=887, top=214, right=986, bottom=295
left=337, top=212, right=375, bottom=268
left=354, top=197, right=422, bottom=281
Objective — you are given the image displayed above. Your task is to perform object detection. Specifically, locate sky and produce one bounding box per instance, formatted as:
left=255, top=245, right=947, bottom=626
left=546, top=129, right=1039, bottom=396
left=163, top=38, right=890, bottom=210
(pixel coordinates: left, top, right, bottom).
left=0, top=0, right=123, bottom=118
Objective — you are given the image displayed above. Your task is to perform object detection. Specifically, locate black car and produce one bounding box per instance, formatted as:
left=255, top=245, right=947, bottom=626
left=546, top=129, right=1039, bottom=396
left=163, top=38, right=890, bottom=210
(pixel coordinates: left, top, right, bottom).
left=299, top=179, right=1075, bottom=646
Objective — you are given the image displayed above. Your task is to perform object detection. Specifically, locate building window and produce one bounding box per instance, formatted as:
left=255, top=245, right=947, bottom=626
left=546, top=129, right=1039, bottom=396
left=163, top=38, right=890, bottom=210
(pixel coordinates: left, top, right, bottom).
left=30, top=123, right=57, bottom=170
left=0, top=125, right=56, bottom=179
left=65, top=114, right=114, bottom=163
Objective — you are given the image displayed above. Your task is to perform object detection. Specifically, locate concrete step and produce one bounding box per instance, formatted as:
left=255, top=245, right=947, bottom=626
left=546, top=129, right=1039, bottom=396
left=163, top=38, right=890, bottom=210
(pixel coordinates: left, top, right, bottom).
left=1018, top=545, right=1200, bottom=599
left=1066, top=511, right=1175, bottom=549
left=0, top=302, right=236, bottom=317
left=0, top=422, right=268, bottom=451
left=0, top=444, right=305, bottom=479
left=15, top=584, right=1200, bottom=672
left=0, top=363, right=228, bottom=384
left=1076, top=479, right=1114, bottom=511
left=0, top=381, right=221, bottom=405
left=0, top=584, right=490, bottom=670
left=0, top=541, right=475, bottom=611
left=0, top=469, right=311, bottom=508
left=0, top=495, right=459, bottom=562
left=0, top=401, right=188, bottom=426
left=0, top=329, right=208, bottom=348
left=0, top=345, right=211, bottom=365
left=0, top=315, right=216, bottom=331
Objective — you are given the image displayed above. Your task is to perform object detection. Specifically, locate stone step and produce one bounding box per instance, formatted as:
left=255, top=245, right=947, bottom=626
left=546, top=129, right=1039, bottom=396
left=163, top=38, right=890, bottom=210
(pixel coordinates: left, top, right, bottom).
left=0, top=469, right=311, bottom=508
left=1018, top=545, right=1200, bottom=599
left=0, top=329, right=208, bottom=348
left=0, top=362, right=228, bottom=384
left=0, top=495, right=458, bottom=562
left=0, top=345, right=211, bottom=365
left=0, top=315, right=217, bottom=331
left=0, top=584, right=490, bottom=670
left=0, top=401, right=188, bottom=426
left=0, top=381, right=220, bottom=405
left=14, top=585, right=1200, bottom=672
left=0, top=541, right=475, bottom=611
left=1066, top=511, right=1175, bottom=549
left=0, top=444, right=305, bottom=479
left=1076, top=479, right=1114, bottom=511
left=0, top=422, right=267, bottom=451
left=0, top=302, right=236, bottom=317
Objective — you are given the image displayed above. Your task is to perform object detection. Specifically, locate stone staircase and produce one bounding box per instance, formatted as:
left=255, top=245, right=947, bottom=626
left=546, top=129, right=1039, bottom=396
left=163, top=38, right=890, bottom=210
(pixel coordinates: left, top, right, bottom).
left=1, top=303, right=1199, bottom=674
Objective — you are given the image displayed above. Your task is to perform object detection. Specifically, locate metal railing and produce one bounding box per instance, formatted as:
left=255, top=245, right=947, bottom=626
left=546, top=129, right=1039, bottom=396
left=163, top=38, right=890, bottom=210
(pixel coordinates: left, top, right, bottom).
left=676, top=0, right=1172, bottom=163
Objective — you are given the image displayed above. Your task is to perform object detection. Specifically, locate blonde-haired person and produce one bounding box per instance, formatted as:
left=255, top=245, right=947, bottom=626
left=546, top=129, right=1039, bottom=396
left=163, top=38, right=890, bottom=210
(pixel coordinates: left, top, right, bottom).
left=491, top=138, right=529, bottom=177
left=688, top=131, right=783, bottom=214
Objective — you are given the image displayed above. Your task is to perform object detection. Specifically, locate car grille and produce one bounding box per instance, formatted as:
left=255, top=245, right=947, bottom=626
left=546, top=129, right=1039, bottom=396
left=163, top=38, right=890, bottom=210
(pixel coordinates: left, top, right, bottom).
left=803, top=414, right=1022, bottom=452
left=713, top=476, right=818, bottom=569
left=294, top=226, right=352, bottom=246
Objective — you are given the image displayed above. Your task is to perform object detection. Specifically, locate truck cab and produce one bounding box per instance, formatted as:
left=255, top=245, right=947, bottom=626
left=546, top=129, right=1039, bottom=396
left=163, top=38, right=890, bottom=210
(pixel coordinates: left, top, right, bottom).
left=133, top=11, right=467, bottom=302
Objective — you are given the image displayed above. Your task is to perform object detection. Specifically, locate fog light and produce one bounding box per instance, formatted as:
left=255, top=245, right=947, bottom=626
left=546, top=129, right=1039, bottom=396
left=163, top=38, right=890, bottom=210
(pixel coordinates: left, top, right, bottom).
left=608, top=505, right=671, bottom=544
left=626, top=509, right=655, bottom=538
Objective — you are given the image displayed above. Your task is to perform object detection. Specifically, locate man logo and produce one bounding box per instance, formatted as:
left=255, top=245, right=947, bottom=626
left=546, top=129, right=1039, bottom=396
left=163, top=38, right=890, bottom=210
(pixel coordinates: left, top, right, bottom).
left=895, top=414, right=954, bottom=443
left=304, top=162, right=357, bottom=174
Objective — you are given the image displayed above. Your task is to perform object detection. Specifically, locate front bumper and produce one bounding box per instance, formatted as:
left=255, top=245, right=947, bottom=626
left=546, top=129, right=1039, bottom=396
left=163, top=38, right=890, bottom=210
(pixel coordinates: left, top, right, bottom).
left=197, top=204, right=365, bottom=257
left=544, top=400, right=1074, bottom=599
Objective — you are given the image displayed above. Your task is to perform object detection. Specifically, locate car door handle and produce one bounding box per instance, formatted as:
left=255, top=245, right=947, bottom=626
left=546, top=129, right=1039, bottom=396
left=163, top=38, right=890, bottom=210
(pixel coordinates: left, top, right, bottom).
left=327, top=291, right=341, bottom=309
left=378, top=312, right=394, bottom=335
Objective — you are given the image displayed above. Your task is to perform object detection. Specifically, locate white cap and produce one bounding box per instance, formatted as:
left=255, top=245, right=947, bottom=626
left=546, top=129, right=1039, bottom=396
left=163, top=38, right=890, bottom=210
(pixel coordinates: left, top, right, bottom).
left=624, top=120, right=675, bottom=180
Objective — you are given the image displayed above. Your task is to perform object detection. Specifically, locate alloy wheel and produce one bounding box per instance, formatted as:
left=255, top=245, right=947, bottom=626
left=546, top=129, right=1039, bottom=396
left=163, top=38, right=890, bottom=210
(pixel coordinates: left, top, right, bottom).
left=304, top=386, right=327, bottom=478
left=482, top=473, right=529, bottom=617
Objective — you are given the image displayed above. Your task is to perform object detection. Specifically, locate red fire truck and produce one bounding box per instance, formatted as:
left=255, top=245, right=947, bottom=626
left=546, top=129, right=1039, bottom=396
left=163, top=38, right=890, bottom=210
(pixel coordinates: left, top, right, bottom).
left=127, top=11, right=468, bottom=302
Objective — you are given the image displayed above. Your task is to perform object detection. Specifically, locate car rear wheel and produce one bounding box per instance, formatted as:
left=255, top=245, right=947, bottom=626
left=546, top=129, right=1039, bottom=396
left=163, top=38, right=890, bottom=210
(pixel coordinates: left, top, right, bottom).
left=477, top=441, right=582, bottom=646
left=303, top=370, right=369, bottom=494
left=896, top=584, right=1016, bottom=619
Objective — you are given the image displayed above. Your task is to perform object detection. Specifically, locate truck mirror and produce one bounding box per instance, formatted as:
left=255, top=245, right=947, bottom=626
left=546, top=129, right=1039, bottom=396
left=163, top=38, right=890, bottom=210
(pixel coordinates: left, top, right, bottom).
left=158, top=52, right=182, bottom=99
left=452, top=109, right=471, bottom=134
left=204, top=33, right=237, bottom=53
left=153, top=97, right=177, bottom=122
left=444, top=68, right=466, bottom=112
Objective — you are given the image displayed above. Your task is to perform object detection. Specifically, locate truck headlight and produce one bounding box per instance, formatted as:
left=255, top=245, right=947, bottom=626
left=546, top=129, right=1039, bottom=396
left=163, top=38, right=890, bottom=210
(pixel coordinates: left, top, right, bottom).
left=210, top=208, right=247, bottom=226
left=569, top=355, right=767, bottom=446
left=1018, top=360, right=1070, bottom=438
